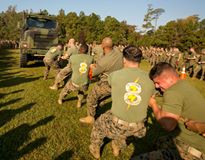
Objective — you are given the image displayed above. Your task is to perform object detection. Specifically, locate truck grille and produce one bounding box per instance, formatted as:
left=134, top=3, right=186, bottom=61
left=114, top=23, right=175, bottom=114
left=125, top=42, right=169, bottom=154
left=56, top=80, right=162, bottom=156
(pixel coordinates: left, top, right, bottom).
left=34, top=34, right=57, bottom=49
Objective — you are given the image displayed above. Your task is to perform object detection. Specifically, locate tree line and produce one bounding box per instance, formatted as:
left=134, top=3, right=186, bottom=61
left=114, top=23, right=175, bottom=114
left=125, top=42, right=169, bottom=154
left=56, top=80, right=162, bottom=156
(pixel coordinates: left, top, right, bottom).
left=1, top=5, right=205, bottom=51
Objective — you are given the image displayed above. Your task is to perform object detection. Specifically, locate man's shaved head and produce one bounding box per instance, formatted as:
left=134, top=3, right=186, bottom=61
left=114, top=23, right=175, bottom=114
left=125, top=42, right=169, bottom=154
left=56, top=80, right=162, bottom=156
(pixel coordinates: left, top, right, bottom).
left=102, top=37, right=113, bottom=48
left=69, top=38, right=75, bottom=44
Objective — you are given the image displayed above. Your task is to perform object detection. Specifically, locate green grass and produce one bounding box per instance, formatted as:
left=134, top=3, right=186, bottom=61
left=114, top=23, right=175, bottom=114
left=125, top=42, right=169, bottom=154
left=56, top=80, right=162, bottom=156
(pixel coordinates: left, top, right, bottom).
left=0, top=49, right=205, bottom=160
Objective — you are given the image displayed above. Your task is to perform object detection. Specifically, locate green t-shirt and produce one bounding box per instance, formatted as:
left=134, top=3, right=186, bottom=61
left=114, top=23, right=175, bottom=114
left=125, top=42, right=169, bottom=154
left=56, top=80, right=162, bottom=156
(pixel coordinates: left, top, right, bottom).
left=93, top=48, right=123, bottom=81
left=92, top=45, right=103, bottom=62
left=70, top=54, right=93, bottom=86
left=109, top=67, right=155, bottom=123
left=45, top=47, right=62, bottom=60
left=64, top=46, right=79, bottom=59
left=162, top=80, right=205, bottom=153
left=200, top=54, right=205, bottom=63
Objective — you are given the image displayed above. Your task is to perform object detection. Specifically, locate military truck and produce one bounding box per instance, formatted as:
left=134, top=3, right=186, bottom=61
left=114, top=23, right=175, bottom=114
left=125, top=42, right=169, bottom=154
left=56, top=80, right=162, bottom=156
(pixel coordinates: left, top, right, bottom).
left=19, top=12, right=58, bottom=67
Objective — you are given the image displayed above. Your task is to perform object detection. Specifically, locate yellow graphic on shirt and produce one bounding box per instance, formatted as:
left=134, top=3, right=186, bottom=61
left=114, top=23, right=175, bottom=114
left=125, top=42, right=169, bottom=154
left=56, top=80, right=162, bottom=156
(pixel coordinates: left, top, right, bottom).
left=124, top=93, right=141, bottom=105
left=79, top=62, right=88, bottom=74
left=124, top=78, right=142, bottom=110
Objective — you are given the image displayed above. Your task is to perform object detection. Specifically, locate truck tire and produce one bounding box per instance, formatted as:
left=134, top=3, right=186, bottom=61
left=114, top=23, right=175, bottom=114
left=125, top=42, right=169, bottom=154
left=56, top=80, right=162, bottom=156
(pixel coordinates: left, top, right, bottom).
left=20, top=53, right=27, bottom=67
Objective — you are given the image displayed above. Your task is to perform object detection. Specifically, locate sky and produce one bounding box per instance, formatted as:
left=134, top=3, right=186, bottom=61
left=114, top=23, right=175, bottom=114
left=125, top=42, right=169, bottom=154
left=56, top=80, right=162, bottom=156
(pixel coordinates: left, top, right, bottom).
left=1, top=0, right=205, bottom=30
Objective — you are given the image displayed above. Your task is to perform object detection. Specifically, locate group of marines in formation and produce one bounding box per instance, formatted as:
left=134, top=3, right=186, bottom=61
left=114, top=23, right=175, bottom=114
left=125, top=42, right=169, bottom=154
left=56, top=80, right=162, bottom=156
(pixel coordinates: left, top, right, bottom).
left=141, top=46, right=205, bottom=81
left=42, top=37, right=205, bottom=159
left=0, top=40, right=19, bottom=49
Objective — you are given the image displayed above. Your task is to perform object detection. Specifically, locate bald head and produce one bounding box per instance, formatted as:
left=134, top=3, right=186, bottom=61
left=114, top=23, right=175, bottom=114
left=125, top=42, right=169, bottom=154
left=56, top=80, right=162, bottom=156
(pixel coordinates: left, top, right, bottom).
left=102, top=37, right=113, bottom=49
left=67, top=38, right=75, bottom=47
left=69, top=38, right=75, bottom=44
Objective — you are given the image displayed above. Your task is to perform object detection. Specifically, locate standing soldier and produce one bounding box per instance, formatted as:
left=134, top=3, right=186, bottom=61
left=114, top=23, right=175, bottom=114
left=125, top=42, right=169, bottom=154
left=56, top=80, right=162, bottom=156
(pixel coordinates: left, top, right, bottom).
left=43, top=44, right=63, bottom=80
left=170, top=47, right=182, bottom=70
left=49, top=38, right=78, bottom=90
left=192, top=48, right=205, bottom=80
left=79, top=37, right=123, bottom=124
left=89, top=46, right=155, bottom=159
left=57, top=44, right=93, bottom=108
left=185, top=47, right=198, bottom=76
left=158, top=48, right=165, bottom=62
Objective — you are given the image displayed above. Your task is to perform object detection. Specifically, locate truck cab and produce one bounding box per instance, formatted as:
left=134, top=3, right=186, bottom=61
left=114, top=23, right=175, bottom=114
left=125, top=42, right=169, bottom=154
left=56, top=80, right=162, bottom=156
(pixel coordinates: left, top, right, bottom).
left=19, top=13, right=58, bottom=67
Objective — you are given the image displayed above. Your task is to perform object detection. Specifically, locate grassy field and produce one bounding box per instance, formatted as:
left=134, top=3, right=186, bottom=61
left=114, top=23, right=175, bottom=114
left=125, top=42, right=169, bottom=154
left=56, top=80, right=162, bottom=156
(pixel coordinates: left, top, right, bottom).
left=0, top=49, right=205, bottom=160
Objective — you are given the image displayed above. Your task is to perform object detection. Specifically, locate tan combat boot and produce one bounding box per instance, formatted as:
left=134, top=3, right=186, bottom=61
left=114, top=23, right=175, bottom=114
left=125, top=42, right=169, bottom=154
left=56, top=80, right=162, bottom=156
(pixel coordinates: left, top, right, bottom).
left=76, top=95, right=83, bottom=108
left=89, top=144, right=100, bottom=159
left=49, top=85, right=58, bottom=90
left=76, top=100, right=82, bottom=108
left=79, top=116, right=94, bottom=124
left=58, top=99, right=63, bottom=105
left=111, top=141, right=120, bottom=157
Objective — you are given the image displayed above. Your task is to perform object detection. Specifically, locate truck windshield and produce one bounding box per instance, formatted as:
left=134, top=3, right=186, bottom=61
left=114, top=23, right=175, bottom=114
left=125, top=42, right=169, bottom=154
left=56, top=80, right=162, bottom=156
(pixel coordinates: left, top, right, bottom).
left=26, top=17, right=57, bottom=29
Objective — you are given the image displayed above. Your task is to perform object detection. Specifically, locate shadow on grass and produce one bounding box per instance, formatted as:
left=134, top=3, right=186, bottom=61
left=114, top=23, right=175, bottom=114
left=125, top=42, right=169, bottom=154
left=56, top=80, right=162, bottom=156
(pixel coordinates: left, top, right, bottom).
left=0, top=75, right=40, bottom=88
left=95, top=99, right=111, bottom=120
left=0, top=50, right=17, bottom=70
left=54, top=150, right=74, bottom=160
left=26, top=61, right=44, bottom=68
left=0, top=49, right=40, bottom=88
left=0, top=71, right=24, bottom=80
left=0, top=115, right=55, bottom=160
left=64, top=96, right=78, bottom=102
left=0, top=97, right=22, bottom=108
left=0, top=56, right=16, bottom=68
left=0, top=89, right=24, bottom=99
left=0, top=102, right=35, bottom=127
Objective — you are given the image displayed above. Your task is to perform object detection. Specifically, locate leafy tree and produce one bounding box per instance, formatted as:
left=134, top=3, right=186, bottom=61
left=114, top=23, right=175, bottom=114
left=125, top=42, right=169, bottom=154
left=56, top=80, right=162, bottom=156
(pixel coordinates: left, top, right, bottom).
left=142, top=4, right=155, bottom=33
left=0, top=5, right=23, bottom=40
left=194, top=18, right=205, bottom=49
left=152, top=8, right=165, bottom=30
left=142, top=4, right=165, bottom=33
left=84, top=13, right=103, bottom=43
left=65, top=12, right=79, bottom=40
left=102, top=16, right=122, bottom=44
left=1, top=5, right=205, bottom=52
left=56, top=9, right=67, bottom=43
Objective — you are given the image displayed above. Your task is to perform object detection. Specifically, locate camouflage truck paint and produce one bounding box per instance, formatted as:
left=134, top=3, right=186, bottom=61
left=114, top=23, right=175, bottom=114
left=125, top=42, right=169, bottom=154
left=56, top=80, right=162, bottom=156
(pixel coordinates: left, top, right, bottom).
left=19, top=13, right=58, bottom=67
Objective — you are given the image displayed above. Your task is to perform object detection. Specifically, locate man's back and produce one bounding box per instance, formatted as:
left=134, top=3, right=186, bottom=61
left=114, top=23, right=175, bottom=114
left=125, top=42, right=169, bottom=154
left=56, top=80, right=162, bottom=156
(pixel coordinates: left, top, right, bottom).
left=92, top=48, right=123, bottom=80
left=65, top=45, right=78, bottom=58
left=109, top=67, right=155, bottom=123
left=45, top=46, right=61, bottom=60
left=163, top=80, right=205, bottom=152
left=70, top=54, right=93, bottom=86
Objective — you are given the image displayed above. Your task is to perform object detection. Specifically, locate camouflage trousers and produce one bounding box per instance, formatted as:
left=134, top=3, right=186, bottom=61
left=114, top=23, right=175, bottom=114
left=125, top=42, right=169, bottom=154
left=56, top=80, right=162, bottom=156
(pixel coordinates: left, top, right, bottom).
left=132, top=136, right=205, bottom=160
left=90, top=110, right=146, bottom=151
left=43, top=58, right=60, bottom=79
left=59, top=80, right=88, bottom=102
left=53, top=65, right=72, bottom=87
left=193, top=64, right=205, bottom=80
left=86, top=80, right=111, bottom=117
